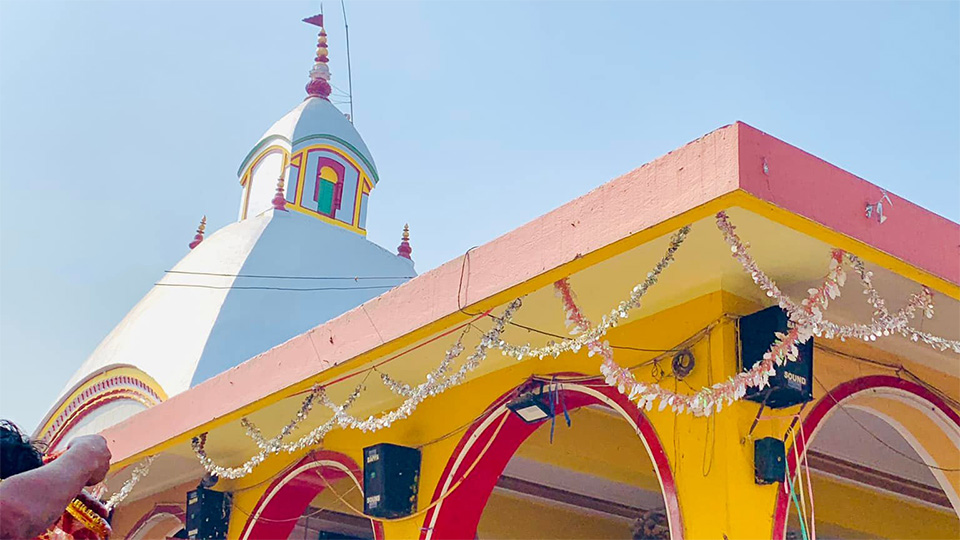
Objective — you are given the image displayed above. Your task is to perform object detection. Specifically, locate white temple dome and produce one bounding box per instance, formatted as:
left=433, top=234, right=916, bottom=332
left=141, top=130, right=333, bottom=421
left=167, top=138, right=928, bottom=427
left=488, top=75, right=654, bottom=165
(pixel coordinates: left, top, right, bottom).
left=60, top=209, right=414, bottom=400
left=38, top=13, right=414, bottom=447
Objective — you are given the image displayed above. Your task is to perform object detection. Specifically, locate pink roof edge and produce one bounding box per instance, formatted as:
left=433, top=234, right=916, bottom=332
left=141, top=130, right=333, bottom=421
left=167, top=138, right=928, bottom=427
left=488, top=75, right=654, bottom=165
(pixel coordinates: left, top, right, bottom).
left=100, top=121, right=959, bottom=463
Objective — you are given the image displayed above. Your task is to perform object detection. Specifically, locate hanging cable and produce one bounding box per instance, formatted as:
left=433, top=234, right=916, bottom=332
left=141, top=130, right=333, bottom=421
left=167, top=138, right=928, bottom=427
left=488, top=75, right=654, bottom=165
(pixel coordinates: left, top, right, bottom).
left=153, top=283, right=396, bottom=292
left=813, top=376, right=960, bottom=472
left=164, top=270, right=414, bottom=280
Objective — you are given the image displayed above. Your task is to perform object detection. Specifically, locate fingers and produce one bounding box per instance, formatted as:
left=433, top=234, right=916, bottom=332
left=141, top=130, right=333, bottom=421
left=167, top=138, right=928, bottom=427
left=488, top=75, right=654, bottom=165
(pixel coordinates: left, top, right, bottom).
left=66, top=435, right=112, bottom=485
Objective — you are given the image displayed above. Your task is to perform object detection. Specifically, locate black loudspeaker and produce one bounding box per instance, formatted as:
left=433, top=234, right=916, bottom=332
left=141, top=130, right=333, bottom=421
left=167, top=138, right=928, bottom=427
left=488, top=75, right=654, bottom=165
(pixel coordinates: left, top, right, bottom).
left=318, top=533, right=365, bottom=540
left=740, top=305, right=813, bottom=408
left=363, top=443, right=421, bottom=518
left=186, top=486, right=231, bottom=539
left=754, top=437, right=786, bottom=485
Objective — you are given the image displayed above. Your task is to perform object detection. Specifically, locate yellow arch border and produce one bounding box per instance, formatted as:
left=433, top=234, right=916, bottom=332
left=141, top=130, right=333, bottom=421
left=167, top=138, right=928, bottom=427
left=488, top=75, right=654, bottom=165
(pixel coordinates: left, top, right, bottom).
left=286, top=144, right=374, bottom=235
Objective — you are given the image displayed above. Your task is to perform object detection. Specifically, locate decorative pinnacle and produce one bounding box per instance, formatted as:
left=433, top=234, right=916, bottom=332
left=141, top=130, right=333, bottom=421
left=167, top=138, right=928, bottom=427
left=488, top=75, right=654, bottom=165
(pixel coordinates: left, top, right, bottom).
left=188, top=216, right=207, bottom=250
left=397, top=223, right=412, bottom=260
left=303, top=14, right=331, bottom=100
left=272, top=176, right=289, bottom=211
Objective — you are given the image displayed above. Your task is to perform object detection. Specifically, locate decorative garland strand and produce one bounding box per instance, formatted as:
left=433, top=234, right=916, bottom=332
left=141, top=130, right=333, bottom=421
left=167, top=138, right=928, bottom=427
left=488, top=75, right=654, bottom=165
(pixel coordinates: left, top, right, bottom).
left=239, top=384, right=322, bottom=454
left=193, top=300, right=522, bottom=479
left=716, top=212, right=958, bottom=352
left=103, top=455, right=157, bottom=511
left=599, top=245, right=845, bottom=415
left=318, top=299, right=522, bottom=432
left=845, top=255, right=958, bottom=352
left=497, top=226, right=691, bottom=361
left=190, top=214, right=958, bottom=479
left=602, top=212, right=957, bottom=416
left=205, top=227, right=689, bottom=479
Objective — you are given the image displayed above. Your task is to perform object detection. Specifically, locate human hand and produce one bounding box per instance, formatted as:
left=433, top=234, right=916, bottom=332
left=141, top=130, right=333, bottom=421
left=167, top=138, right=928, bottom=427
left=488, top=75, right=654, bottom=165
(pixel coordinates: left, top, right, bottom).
left=65, top=435, right=112, bottom=485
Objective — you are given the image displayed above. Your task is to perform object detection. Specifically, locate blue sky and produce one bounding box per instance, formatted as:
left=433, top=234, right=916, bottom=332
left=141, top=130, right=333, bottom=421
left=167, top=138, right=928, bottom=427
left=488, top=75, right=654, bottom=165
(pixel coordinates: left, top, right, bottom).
left=1, top=1, right=957, bottom=431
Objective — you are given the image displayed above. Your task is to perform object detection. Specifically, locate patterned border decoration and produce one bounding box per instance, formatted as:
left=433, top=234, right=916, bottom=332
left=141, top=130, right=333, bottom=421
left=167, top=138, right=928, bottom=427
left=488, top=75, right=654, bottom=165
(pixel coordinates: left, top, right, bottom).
left=40, top=369, right=165, bottom=448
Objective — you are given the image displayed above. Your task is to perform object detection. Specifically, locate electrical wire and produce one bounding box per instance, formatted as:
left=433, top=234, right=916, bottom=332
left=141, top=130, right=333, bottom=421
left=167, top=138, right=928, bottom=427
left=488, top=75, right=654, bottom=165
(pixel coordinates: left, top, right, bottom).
left=788, top=475, right=810, bottom=540
left=164, top=270, right=414, bottom=281
left=290, top=309, right=491, bottom=397
left=496, top=317, right=685, bottom=353
left=414, top=390, right=517, bottom=450
left=813, top=376, right=960, bottom=472
left=340, top=0, right=355, bottom=122
left=454, top=245, right=685, bottom=354
left=233, top=413, right=512, bottom=525
left=525, top=315, right=734, bottom=385
left=813, top=343, right=960, bottom=410
left=316, top=413, right=510, bottom=523
left=799, top=421, right=816, bottom=540
left=791, top=426, right=809, bottom=539
left=154, top=283, right=396, bottom=292
left=701, top=329, right=716, bottom=477
left=205, top=237, right=960, bottom=507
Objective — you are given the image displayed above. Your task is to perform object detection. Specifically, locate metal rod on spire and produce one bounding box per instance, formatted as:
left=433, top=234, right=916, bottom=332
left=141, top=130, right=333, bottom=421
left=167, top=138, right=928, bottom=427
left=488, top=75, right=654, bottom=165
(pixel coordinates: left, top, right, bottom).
left=340, top=0, right=355, bottom=123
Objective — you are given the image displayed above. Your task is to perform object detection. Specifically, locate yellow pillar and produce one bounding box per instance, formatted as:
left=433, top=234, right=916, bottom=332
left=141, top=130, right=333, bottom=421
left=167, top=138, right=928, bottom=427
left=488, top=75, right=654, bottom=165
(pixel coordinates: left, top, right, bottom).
left=627, top=292, right=790, bottom=539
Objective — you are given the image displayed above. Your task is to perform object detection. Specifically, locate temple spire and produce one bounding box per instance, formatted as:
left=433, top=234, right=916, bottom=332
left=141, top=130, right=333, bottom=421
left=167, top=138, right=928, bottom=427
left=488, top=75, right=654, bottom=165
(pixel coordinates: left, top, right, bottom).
left=397, top=224, right=412, bottom=260
left=188, top=216, right=207, bottom=250
left=303, top=14, right=332, bottom=100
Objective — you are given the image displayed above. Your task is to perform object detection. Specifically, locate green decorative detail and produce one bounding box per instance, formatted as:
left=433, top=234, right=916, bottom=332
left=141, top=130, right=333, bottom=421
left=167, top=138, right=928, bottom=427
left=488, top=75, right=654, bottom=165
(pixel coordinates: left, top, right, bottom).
left=317, top=180, right=336, bottom=215
left=237, top=135, right=291, bottom=177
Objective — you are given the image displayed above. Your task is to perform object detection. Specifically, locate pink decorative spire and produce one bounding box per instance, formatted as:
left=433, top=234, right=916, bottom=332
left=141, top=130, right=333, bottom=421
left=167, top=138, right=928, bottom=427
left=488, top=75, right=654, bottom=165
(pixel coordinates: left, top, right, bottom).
left=271, top=175, right=289, bottom=211
left=303, top=14, right=331, bottom=100
left=397, top=224, right=413, bottom=260
left=188, top=216, right=206, bottom=250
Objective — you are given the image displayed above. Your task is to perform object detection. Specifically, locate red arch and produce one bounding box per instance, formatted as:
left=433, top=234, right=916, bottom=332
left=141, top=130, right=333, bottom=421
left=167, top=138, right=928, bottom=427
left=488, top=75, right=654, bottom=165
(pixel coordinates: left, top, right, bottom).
left=237, top=450, right=383, bottom=540
left=772, top=374, right=960, bottom=539
left=125, top=504, right=185, bottom=539
left=421, top=378, right=683, bottom=540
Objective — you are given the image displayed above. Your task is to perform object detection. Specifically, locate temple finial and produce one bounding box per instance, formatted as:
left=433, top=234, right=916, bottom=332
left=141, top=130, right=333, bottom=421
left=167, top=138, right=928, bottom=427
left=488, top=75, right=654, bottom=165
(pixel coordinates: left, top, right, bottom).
left=272, top=175, right=289, bottom=211
left=397, top=224, right=412, bottom=260
left=188, top=216, right=207, bottom=250
left=303, top=14, right=331, bottom=100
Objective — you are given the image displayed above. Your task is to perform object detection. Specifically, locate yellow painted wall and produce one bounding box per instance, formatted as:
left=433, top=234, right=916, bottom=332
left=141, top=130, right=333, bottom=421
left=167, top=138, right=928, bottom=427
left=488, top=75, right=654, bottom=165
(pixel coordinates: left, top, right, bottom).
left=117, top=291, right=956, bottom=540
left=486, top=406, right=958, bottom=539
left=478, top=492, right=631, bottom=540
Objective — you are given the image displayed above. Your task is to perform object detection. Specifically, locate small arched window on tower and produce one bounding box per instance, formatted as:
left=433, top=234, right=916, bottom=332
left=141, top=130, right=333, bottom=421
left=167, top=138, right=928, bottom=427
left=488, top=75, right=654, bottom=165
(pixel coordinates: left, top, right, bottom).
left=314, top=159, right=345, bottom=217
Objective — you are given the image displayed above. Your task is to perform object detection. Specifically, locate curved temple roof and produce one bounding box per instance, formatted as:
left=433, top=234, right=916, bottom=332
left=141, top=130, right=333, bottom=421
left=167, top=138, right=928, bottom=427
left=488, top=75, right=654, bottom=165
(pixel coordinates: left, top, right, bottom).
left=60, top=209, right=413, bottom=400
left=238, top=97, right=378, bottom=183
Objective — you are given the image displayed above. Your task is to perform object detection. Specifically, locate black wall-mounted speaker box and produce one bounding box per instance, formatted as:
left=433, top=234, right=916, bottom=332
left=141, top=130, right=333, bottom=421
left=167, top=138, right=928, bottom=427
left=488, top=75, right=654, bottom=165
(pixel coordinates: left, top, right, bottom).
left=186, top=486, right=231, bottom=539
left=740, top=305, right=813, bottom=409
left=754, top=437, right=786, bottom=485
left=363, top=443, right=421, bottom=519
left=318, top=533, right=365, bottom=540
